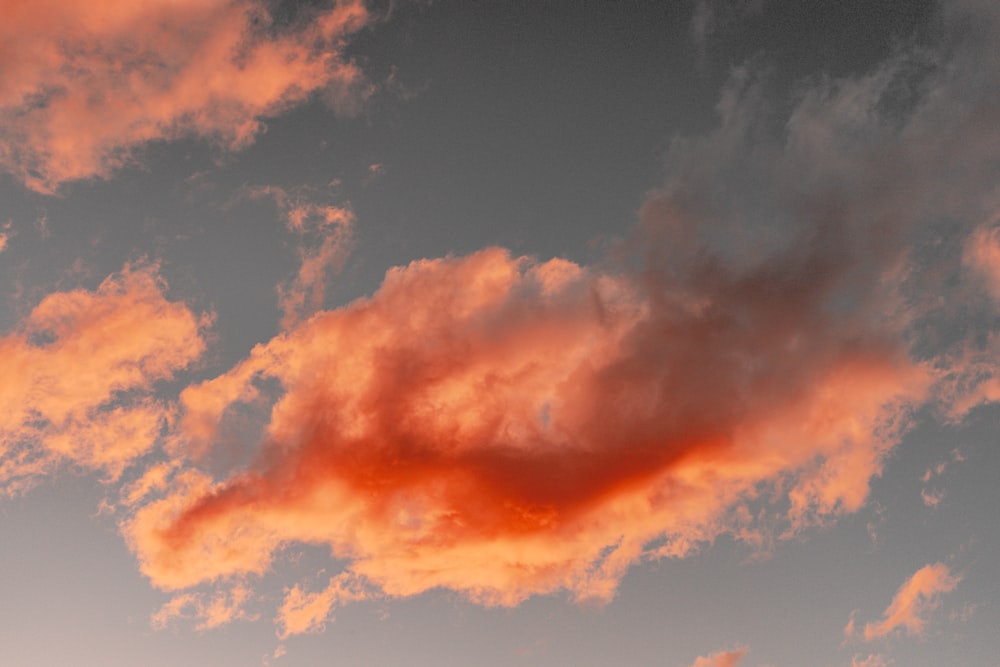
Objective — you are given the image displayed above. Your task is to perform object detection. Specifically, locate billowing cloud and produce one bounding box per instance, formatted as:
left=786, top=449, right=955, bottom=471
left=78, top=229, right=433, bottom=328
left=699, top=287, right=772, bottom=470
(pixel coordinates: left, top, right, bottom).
left=686, top=647, right=748, bottom=667
left=117, top=0, right=1000, bottom=633
left=0, top=263, right=208, bottom=495
left=860, top=563, right=961, bottom=641
left=0, top=0, right=370, bottom=193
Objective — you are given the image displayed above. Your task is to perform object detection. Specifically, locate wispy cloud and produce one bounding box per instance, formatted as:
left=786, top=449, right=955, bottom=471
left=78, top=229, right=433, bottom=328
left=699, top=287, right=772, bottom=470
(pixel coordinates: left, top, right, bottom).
left=855, top=563, right=961, bottom=641
left=245, top=185, right=354, bottom=329
left=152, top=582, right=256, bottom=631
left=275, top=572, right=368, bottom=639
left=0, top=0, right=370, bottom=193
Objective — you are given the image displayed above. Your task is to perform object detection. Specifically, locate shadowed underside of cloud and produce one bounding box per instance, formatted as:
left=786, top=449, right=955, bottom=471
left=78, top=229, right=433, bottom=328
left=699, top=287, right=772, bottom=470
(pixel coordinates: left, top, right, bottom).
left=0, top=264, right=208, bottom=496
left=117, top=0, right=1000, bottom=635
left=0, top=0, right=370, bottom=193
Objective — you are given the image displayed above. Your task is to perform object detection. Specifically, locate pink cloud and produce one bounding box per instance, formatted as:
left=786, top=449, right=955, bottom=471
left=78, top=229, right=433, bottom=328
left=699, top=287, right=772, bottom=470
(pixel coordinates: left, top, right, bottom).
left=0, top=263, right=208, bottom=495
left=0, top=0, right=370, bottom=193
left=686, top=647, right=749, bottom=667
left=861, top=563, right=961, bottom=641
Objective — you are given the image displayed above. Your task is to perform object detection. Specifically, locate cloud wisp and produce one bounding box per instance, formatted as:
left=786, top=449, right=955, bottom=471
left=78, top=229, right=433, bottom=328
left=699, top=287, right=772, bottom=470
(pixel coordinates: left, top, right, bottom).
left=245, top=184, right=354, bottom=329
left=857, top=563, right=961, bottom=641
left=0, top=0, right=370, bottom=193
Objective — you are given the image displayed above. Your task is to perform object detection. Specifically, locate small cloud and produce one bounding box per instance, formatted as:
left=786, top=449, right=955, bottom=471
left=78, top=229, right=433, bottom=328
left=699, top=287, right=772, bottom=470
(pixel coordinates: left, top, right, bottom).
left=685, top=646, right=749, bottom=667
left=920, top=488, right=945, bottom=508
left=844, top=610, right=858, bottom=640
left=275, top=572, right=369, bottom=639
left=859, top=563, right=961, bottom=641
left=851, top=654, right=893, bottom=667
left=151, top=583, right=257, bottom=632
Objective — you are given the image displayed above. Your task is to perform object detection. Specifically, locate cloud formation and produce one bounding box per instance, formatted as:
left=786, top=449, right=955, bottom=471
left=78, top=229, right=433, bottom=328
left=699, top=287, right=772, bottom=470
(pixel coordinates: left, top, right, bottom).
left=124, top=237, right=928, bottom=607
left=0, top=264, right=208, bottom=495
left=246, top=185, right=354, bottom=328
left=0, top=0, right=370, bottom=193
left=152, top=582, right=256, bottom=632
left=685, top=647, right=748, bottom=667
left=858, top=563, right=961, bottom=641
left=117, top=0, right=1000, bottom=632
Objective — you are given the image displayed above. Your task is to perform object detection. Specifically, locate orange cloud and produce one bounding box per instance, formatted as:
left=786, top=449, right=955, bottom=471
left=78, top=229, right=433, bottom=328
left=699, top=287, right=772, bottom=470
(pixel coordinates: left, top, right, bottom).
left=122, top=0, right=1000, bottom=626
left=0, top=0, right=370, bottom=193
left=861, top=563, right=961, bottom=641
left=0, top=263, right=208, bottom=495
left=123, top=237, right=929, bottom=614
left=686, top=647, right=748, bottom=667
left=151, top=582, right=256, bottom=631
left=275, top=572, right=368, bottom=639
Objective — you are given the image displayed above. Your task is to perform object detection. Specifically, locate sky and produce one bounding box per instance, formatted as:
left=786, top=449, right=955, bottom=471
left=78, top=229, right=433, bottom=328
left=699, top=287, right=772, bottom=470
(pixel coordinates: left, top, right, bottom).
left=1, top=1, right=999, bottom=666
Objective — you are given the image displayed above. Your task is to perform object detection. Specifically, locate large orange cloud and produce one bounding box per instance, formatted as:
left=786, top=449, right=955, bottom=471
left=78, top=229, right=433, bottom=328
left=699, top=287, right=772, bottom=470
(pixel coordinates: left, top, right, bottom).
left=0, top=0, right=369, bottom=193
left=122, top=0, right=1000, bottom=634
left=123, top=239, right=929, bottom=617
left=0, top=264, right=208, bottom=495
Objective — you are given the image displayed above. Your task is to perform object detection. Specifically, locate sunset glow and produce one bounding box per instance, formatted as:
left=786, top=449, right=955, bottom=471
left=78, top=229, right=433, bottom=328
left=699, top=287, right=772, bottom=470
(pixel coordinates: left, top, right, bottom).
left=1, top=2, right=999, bottom=666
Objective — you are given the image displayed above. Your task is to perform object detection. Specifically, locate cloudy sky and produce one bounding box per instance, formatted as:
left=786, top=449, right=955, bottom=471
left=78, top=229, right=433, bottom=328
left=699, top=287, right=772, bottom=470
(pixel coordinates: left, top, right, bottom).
left=1, top=1, right=999, bottom=666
